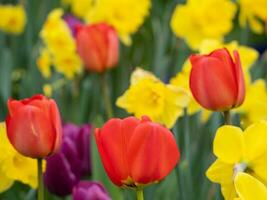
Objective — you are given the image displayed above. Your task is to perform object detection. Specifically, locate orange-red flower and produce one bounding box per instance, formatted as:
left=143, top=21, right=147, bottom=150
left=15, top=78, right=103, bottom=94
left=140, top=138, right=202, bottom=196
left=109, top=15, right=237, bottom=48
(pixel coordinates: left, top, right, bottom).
left=6, top=94, right=62, bottom=158
left=76, top=23, right=119, bottom=73
left=189, top=48, right=245, bottom=111
left=95, top=116, right=180, bottom=187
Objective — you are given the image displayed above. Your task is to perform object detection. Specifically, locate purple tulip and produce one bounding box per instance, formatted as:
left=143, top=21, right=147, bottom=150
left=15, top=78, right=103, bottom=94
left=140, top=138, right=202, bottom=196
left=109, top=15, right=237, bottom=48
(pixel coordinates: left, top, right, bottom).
left=72, top=181, right=111, bottom=200
left=63, top=14, right=83, bottom=37
left=44, top=123, right=91, bottom=196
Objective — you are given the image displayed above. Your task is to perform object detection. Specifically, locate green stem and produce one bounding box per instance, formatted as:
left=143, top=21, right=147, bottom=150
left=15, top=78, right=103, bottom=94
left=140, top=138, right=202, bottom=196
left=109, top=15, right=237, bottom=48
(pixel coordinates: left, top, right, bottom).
left=223, top=110, right=231, bottom=125
left=37, top=158, right=44, bottom=200
left=136, top=188, right=144, bottom=200
left=100, top=73, right=113, bottom=118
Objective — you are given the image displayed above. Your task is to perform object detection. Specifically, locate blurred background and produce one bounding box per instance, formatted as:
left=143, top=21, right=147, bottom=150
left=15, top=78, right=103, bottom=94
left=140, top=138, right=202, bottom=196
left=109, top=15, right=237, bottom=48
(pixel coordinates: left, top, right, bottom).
left=0, top=0, right=267, bottom=199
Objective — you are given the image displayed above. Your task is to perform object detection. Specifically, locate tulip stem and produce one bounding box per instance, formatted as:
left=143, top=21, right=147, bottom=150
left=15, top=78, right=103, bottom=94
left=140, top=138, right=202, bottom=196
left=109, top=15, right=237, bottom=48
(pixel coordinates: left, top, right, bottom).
left=37, top=158, right=44, bottom=200
left=223, top=110, right=231, bottom=125
left=136, top=188, right=144, bottom=200
left=100, top=73, right=113, bottom=118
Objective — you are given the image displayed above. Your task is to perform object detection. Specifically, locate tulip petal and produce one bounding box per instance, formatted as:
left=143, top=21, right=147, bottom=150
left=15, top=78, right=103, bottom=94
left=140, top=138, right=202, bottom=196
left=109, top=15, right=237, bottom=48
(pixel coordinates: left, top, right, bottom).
left=95, top=117, right=139, bottom=186
left=234, top=172, right=267, bottom=200
left=44, top=153, right=78, bottom=196
left=210, top=48, right=235, bottom=76
left=7, top=105, right=55, bottom=158
left=76, top=28, right=103, bottom=72
left=49, top=99, right=62, bottom=154
left=7, top=99, right=24, bottom=117
left=213, top=126, right=244, bottom=164
left=206, top=159, right=234, bottom=184
left=233, top=50, right=245, bottom=106
left=189, top=55, right=237, bottom=110
left=243, top=121, right=267, bottom=162
left=106, top=27, right=119, bottom=68
left=128, top=122, right=179, bottom=184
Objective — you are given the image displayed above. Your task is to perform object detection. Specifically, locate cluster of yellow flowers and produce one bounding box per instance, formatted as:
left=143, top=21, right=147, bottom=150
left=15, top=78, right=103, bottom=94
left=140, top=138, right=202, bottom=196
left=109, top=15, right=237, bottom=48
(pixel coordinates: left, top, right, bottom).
left=171, top=0, right=267, bottom=49
left=116, top=68, right=189, bottom=128
left=170, top=0, right=236, bottom=49
left=62, top=0, right=151, bottom=45
left=170, top=39, right=263, bottom=125
left=0, top=4, right=26, bottom=34
left=239, top=0, right=267, bottom=34
left=37, top=9, right=82, bottom=80
left=207, top=121, right=267, bottom=199
left=0, top=123, right=38, bottom=192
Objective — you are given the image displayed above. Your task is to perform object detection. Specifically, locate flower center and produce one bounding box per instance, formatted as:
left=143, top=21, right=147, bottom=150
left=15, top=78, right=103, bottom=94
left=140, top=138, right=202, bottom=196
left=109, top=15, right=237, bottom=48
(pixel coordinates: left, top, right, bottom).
left=233, top=162, right=248, bottom=178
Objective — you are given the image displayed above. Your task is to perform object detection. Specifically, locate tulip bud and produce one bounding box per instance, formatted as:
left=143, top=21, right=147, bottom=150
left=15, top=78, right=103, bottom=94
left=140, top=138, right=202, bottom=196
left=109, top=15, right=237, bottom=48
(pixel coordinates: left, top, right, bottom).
left=95, top=116, right=180, bottom=188
left=76, top=23, right=119, bottom=73
left=72, top=181, right=111, bottom=200
left=6, top=94, right=62, bottom=158
left=189, top=48, right=245, bottom=111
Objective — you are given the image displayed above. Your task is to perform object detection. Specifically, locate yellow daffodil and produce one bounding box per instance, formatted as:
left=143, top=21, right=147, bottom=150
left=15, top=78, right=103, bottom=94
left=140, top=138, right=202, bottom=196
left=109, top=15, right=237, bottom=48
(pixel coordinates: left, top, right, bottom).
left=238, top=0, right=267, bottom=34
left=116, top=68, right=189, bottom=128
left=39, top=8, right=82, bottom=79
left=0, top=123, right=39, bottom=192
left=62, top=0, right=93, bottom=18
left=0, top=4, right=26, bottom=34
left=206, top=121, right=267, bottom=200
left=235, top=79, right=267, bottom=127
left=170, top=0, right=236, bottom=49
left=235, top=172, right=267, bottom=200
left=62, top=0, right=151, bottom=45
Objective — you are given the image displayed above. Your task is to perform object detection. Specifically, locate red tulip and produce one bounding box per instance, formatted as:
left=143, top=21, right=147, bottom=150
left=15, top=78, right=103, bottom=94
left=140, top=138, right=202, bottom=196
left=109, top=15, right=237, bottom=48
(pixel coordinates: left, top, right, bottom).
left=189, top=48, right=245, bottom=111
left=95, top=116, right=180, bottom=187
left=76, top=23, right=119, bottom=73
left=6, top=94, right=62, bottom=158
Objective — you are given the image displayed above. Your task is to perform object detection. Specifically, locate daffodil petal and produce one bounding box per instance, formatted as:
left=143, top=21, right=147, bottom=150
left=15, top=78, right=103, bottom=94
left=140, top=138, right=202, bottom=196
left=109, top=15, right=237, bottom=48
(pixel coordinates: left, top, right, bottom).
left=250, top=152, right=267, bottom=184
left=0, top=171, right=13, bottom=193
left=234, top=172, right=267, bottom=200
left=243, top=121, right=267, bottom=162
left=206, top=159, right=234, bottom=184
left=214, top=126, right=244, bottom=164
left=221, top=183, right=237, bottom=200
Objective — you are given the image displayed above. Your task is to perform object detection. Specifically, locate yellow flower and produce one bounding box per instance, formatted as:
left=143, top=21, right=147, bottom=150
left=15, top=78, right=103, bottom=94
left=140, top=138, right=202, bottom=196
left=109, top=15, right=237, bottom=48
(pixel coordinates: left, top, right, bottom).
left=37, top=48, right=52, bottom=79
left=170, top=40, right=259, bottom=122
left=170, top=0, right=236, bottom=49
left=239, top=0, right=267, bottom=34
left=62, top=0, right=151, bottom=45
left=61, top=0, right=93, bottom=18
left=53, top=53, right=82, bottom=79
left=0, top=123, right=38, bottom=192
left=0, top=175, right=13, bottom=193
left=116, top=68, right=189, bottom=128
left=235, top=79, right=267, bottom=127
left=0, top=4, right=26, bottom=34
left=206, top=121, right=267, bottom=200
left=235, top=172, right=267, bottom=200
left=234, top=175, right=267, bottom=200
left=39, top=8, right=82, bottom=79
left=84, top=0, right=151, bottom=45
